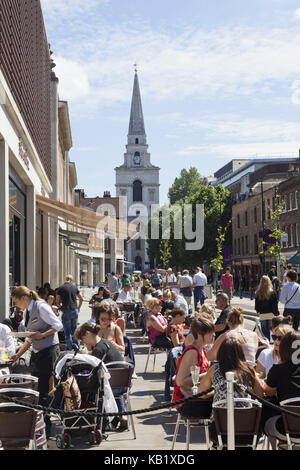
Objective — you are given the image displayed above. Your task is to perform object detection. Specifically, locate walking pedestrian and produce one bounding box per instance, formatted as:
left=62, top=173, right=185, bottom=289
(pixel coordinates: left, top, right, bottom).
left=279, top=269, right=300, bottom=331
left=220, top=267, right=233, bottom=303
left=107, top=272, right=119, bottom=294
left=178, top=270, right=193, bottom=308
left=193, top=267, right=207, bottom=309
left=255, top=275, right=279, bottom=341
left=56, top=275, right=83, bottom=350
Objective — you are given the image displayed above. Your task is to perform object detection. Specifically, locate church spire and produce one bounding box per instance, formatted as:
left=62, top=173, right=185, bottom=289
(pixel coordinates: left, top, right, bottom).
left=128, top=70, right=146, bottom=138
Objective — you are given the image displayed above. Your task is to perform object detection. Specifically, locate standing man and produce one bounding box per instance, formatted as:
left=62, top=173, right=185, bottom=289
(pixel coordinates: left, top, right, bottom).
left=214, top=292, right=231, bottom=339
left=163, top=268, right=177, bottom=287
left=220, top=267, right=234, bottom=303
left=150, top=268, right=162, bottom=290
left=56, top=275, right=83, bottom=351
left=267, top=265, right=277, bottom=282
left=178, top=270, right=193, bottom=309
left=108, top=272, right=119, bottom=295
left=193, top=267, right=207, bottom=309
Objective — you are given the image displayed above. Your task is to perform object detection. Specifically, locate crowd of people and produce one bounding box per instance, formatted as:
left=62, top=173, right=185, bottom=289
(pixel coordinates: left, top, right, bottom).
left=1, top=263, right=300, bottom=449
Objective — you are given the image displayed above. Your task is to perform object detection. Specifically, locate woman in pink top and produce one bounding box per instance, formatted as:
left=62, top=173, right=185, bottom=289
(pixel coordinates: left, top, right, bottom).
left=146, top=298, right=171, bottom=349
left=221, top=267, right=233, bottom=302
left=207, top=308, right=268, bottom=364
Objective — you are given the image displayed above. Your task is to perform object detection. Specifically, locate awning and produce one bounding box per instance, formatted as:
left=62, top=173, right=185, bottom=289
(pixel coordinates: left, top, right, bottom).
left=59, top=228, right=90, bottom=246
left=36, top=194, right=136, bottom=239
left=288, top=250, right=300, bottom=264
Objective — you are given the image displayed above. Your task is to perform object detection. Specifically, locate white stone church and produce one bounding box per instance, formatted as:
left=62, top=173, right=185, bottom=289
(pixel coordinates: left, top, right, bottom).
left=115, top=71, right=160, bottom=272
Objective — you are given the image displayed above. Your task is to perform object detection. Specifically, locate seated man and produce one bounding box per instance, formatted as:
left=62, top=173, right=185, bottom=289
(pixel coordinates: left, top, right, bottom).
left=2, top=307, right=25, bottom=333
left=117, top=284, right=134, bottom=303
left=214, top=292, right=231, bottom=339
left=0, top=323, right=16, bottom=358
left=171, top=290, right=189, bottom=315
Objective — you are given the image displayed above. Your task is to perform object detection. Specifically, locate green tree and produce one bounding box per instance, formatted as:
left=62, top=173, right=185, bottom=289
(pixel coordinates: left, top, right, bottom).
left=168, top=167, right=204, bottom=204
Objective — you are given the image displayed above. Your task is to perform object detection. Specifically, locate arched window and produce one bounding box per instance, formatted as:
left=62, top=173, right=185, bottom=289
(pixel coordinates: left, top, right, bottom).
left=135, top=138, right=139, bottom=144
left=133, top=180, right=142, bottom=201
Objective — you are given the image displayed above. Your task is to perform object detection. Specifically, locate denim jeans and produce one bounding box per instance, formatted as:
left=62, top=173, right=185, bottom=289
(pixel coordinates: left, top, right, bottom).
left=260, top=319, right=271, bottom=341
left=194, top=286, right=206, bottom=309
left=61, top=309, right=79, bottom=350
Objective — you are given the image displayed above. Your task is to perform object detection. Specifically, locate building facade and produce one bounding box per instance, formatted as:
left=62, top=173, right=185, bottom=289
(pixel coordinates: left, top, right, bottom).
left=115, top=72, right=160, bottom=272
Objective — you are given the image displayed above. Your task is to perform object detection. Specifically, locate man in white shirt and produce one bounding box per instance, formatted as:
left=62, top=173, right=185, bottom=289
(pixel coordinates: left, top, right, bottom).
left=163, top=268, right=177, bottom=287
left=118, top=284, right=133, bottom=303
left=178, top=270, right=193, bottom=308
left=171, top=290, right=189, bottom=315
left=0, top=323, right=16, bottom=357
left=193, top=267, right=207, bottom=309
left=279, top=269, right=300, bottom=331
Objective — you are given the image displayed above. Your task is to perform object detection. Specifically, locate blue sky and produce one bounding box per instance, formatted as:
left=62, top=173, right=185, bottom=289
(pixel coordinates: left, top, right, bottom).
left=41, top=0, right=300, bottom=204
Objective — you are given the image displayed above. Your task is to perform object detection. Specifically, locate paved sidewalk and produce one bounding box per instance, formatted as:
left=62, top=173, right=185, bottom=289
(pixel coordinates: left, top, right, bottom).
left=47, top=299, right=209, bottom=451
left=206, top=293, right=284, bottom=317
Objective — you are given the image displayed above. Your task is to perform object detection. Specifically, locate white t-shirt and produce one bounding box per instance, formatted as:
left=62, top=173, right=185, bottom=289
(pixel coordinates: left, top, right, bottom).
left=193, top=272, right=207, bottom=287
left=257, top=347, right=278, bottom=376
left=174, top=294, right=189, bottom=314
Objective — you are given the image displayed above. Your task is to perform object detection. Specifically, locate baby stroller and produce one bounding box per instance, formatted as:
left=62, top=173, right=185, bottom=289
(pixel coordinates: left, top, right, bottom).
left=50, top=350, right=106, bottom=449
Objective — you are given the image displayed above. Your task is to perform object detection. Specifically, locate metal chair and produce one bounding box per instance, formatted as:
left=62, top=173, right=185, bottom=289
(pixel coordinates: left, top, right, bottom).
left=0, top=388, right=47, bottom=450
left=0, top=403, right=38, bottom=450
left=105, top=361, right=136, bottom=439
left=144, top=343, right=169, bottom=373
left=278, top=397, right=300, bottom=450
left=0, top=374, right=39, bottom=391
left=171, top=411, right=211, bottom=450
left=212, top=398, right=262, bottom=450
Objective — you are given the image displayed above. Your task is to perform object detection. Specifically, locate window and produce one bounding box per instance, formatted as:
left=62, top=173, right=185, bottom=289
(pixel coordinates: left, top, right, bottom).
left=254, top=207, right=257, bottom=224
left=292, top=225, right=297, bottom=248
left=245, top=211, right=248, bottom=226
left=245, top=235, right=248, bottom=254
left=296, top=191, right=299, bottom=209
left=238, top=238, right=241, bottom=255
left=237, top=214, right=240, bottom=229
left=135, top=138, right=139, bottom=144
left=286, top=194, right=291, bottom=211
left=254, top=233, right=258, bottom=254
left=241, top=237, right=244, bottom=255
left=234, top=239, right=237, bottom=256
left=136, top=239, right=141, bottom=250
left=291, top=192, right=296, bottom=210
left=297, top=224, right=300, bottom=247
left=133, top=180, right=142, bottom=202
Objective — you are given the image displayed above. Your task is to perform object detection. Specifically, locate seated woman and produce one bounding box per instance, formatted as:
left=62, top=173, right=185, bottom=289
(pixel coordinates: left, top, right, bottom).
left=173, top=316, right=215, bottom=417
left=89, top=287, right=104, bottom=306
left=197, top=337, right=264, bottom=432
left=73, top=323, right=128, bottom=432
left=161, top=289, right=174, bottom=316
left=93, top=302, right=125, bottom=354
left=263, top=330, right=300, bottom=449
left=166, top=308, right=186, bottom=347
left=206, top=308, right=266, bottom=364
left=146, top=298, right=171, bottom=349
left=256, top=322, right=293, bottom=380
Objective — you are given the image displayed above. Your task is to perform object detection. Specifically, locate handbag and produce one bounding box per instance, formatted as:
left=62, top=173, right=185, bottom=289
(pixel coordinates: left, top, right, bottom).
left=284, top=285, right=300, bottom=307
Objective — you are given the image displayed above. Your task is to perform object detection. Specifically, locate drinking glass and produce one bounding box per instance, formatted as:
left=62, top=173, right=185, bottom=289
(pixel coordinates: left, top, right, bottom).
left=190, top=365, right=200, bottom=395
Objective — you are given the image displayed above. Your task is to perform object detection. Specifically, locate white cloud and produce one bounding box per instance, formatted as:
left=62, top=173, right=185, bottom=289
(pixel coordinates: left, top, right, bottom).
left=176, top=141, right=299, bottom=158
left=295, top=8, right=300, bottom=19
left=55, top=57, right=91, bottom=100
left=180, top=115, right=300, bottom=142
left=47, top=23, right=300, bottom=111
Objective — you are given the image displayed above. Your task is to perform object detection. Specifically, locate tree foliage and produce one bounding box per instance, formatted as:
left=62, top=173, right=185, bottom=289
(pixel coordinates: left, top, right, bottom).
left=168, top=167, right=204, bottom=205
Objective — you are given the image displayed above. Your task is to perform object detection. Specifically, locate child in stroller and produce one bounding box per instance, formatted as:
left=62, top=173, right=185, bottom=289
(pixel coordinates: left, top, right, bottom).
left=49, top=350, right=110, bottom=449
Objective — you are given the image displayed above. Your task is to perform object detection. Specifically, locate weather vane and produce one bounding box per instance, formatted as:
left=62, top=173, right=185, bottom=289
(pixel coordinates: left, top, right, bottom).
left=134, top=63, right=138, bottom=73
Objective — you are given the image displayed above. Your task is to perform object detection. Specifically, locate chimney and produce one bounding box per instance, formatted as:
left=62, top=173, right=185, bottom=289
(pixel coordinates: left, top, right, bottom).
left=103, top=191, right=111, bottom=198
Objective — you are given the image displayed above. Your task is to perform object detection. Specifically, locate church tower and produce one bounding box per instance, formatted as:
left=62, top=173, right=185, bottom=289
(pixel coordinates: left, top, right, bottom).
left=115, top=69, right=160, bottom=272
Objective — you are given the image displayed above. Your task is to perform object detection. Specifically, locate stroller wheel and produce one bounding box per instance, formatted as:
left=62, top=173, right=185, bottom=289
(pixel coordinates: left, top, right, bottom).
left=56, top=433, right=71, bottom=449
left=95, top=429, right=102, bottom=445
left=88, top=431, right=96, bottom=445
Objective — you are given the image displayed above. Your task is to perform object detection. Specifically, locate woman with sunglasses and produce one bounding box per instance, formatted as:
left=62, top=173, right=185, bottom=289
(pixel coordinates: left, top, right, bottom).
left=263, top=331, right=300, bottom=449
left=256, top=323, right=293, bottom=380
left=93, top=303, right=125, bottom=354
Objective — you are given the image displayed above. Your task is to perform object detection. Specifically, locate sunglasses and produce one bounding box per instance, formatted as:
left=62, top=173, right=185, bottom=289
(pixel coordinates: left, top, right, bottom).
left=99, top=317, right=109, bottom=322
left=272, top=335, right=282, bottom=342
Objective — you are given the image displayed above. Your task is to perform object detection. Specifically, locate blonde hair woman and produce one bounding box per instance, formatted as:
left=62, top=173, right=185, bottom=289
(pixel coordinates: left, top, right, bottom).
left=146, top=297, right=171, bottom=349
left=195, top=303, right=216, bottom=320
left=206, top=307, right=266, bottom=364
left=256, top=323, right=293, bottom=379
left=255, top=275, right=279, bottom=341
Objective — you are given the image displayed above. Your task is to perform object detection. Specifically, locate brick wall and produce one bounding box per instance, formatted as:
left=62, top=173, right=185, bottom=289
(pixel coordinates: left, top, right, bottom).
left=0, top=0, right=51, bottom=179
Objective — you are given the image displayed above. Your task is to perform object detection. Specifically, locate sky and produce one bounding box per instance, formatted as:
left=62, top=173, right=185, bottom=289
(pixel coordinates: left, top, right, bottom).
left=41, top=0, right=300, bottom=204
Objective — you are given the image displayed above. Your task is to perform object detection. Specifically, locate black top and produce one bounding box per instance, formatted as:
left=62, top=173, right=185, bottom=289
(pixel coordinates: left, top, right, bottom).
left=266, top=361, right=300, bottom=403
left=57, top=283, right=79, bottom=311
left=2, top=316, right=20, bottom=332
left=255, top=292, right=279, bottom=315
left=214, top=305, right=231, bottom=338
left=92, top=338, right=123, bottom=364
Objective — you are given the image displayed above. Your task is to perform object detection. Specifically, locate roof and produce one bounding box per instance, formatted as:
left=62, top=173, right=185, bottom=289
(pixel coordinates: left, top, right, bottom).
left=128, top=72, right=146, bottom=136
